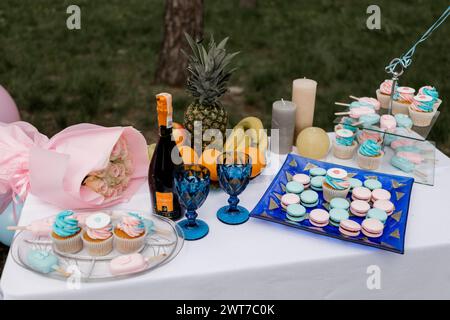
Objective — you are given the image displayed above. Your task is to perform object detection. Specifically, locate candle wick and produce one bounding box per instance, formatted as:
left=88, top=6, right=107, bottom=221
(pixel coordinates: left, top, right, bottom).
left=281, top=98, right=286, bottom=106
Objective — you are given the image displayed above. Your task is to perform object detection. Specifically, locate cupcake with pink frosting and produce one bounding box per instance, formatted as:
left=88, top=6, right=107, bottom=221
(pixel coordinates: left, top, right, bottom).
left=409, top=94, right=436, bottom=127
left=418, top=86, right=441, bottom=110
left=392, top=86, right=415, bottom=115
left=113, top=212, right=147, bottom=253
left=82, top=212, right=114, bottom=256
left=376, top=80, right=396, bottom=109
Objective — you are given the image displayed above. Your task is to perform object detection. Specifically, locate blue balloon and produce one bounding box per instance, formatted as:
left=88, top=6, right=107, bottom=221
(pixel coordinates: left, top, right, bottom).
left=0, top=200, right=23, bottom=246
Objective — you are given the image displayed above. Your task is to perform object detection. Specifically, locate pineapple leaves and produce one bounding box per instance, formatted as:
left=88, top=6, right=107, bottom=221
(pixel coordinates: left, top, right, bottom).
left=184, top=33, right=239, bottom=106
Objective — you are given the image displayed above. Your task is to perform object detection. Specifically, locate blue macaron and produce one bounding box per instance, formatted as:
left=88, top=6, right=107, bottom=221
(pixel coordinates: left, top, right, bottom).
left=310, top=176, right=325, bottom=192
left=286, top=204, right=307, bottom=222
left=366, top=208, right=387, bottom=224
left=309, top=167, right=327, bottom=177
left=348, top=178, right=363, bottom=192
left=330, top=197, right=350, bottom=211
left=286, top=181, right=304, bottom=195
left=329, top=208, right=350, bottom=227
left=300, top=190, right=319, bottom=208
left=364, top=179, right=382, bottom=191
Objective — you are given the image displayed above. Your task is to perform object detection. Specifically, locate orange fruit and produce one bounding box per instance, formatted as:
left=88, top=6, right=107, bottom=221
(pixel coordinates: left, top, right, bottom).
left=244, top=146, right=266, bottom=178
left=172, top=122, right=189, bottom=146
left=177, top=146, right=199, bottom=164
left=198, top=148, right=222, bottom=181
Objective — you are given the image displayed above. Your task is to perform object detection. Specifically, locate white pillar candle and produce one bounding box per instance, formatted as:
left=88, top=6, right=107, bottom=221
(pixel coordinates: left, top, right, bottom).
left=271, top=99, right=296, bottom=154
left=292, top=78, right=318, bottom=137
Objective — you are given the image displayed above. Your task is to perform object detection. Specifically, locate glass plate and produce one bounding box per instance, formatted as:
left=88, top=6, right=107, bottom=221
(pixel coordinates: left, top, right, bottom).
left=10, top=211, right=184, bottom=282
left=250, top=154, right=414, bottom=254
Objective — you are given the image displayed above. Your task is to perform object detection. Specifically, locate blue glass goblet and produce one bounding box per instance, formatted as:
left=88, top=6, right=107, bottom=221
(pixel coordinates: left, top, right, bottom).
left=216, top=151, right=252, bottom=225
left=173, top=164, right=211, bottom=241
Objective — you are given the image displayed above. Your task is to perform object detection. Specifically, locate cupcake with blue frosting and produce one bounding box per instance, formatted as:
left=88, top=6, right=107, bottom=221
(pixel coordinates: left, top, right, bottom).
left=51, top=210, right=83, bottom=253
left=418, top=86, right=441, bottom=110
left=409, top=94, right=436, bottom=127
left=333, top=128, right=357, bottom=160
left=357, top=139, right=384, bottom=170
left=322, top=168, right=351, bottom=202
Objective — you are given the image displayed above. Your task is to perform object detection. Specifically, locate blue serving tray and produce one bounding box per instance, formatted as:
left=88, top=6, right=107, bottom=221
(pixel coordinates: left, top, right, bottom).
left=250, top=154, right=414, bottom=254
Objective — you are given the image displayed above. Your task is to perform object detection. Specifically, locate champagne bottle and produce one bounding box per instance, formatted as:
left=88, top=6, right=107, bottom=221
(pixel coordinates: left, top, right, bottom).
left=149, top=93, right=184, bottom=220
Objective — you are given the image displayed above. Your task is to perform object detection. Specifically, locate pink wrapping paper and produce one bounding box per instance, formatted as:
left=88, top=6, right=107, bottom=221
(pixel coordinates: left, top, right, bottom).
left=1, top=122, right=149, bottom=210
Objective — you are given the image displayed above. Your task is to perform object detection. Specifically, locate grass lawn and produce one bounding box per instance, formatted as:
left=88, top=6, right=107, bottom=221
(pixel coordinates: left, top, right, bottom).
left=0, top=0, right=449, bottom=271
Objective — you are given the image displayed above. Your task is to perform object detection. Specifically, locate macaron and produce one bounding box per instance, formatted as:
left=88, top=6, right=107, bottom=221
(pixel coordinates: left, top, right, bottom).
left=310, top=176, right=325, bottom=192
left=366, top=208, right=388, bottom=224
left=281, top=193, right=300, bottom=210
left=373, top=200, right=395, bottom=216
left=286, top=181, right=304, bottom=195
left=329, top=208, right=349, bottom=227
left=348, top=178, right=363, bottom=192
left=363, top=179, right=382, bottom=191
left=300, top=190, right=319, bottom=208
left=293, top=173, right=311, bottom=189
left=330, top=198, right=350, bottom=211
left=309, top=167, right=327, bottom=177
left=286, top=204, right=307, bottom=222
left=352, top=186, right=372, bottom=202
left=361, top=218, right=384, bottom=238
left=371, top=189, right=391, bottom=202
left=309, top=209, right=329, bottom=227
left=339, top=219, right=361, bottom=237
left=350, top=200, right=370, bottom=217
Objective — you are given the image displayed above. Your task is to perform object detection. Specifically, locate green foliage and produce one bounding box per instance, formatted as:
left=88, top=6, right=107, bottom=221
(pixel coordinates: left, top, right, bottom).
left=0, top=0, right=448, bottom=154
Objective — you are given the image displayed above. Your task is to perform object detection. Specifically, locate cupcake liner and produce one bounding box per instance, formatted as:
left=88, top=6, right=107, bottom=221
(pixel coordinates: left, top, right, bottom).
left=434, top=98, right=442, bottom=111
left=322, top=183, right=350, bottom=203
left=114, top=229, right=147, bottom=254
left=376, top=89, right=391, bottom=109
left=82, top=232, right=113, bottom=256
left=356, top=152, right=384, bottom=170
left=391, top=100, right=410, bottom=115
left=409, top=107, right=435, bottom=127
left=52, top=231, right=83, bottom=254
left=332, top=140, right=357, bottom=160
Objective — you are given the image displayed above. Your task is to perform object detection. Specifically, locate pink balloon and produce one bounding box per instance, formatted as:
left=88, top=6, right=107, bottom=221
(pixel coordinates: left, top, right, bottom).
left=0, top=85, right=20, bottom=123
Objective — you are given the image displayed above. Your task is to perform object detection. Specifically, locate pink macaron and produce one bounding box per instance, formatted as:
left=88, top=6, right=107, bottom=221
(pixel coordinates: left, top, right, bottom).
left=281, top=193, right=300, bottom=210
left=371, top=189, right=391, bottom=202
left=293, top=173, right=311, bottom=189
left=380, top=114, right=397, bottom=130
left=309, top=209, right=329, bottom=227
left=350, top=200, right=371, bottom=217
left=391, top=139, right=415, bottom=150
left=352, top=186, right=372, bottom=202
left=361, top=218, right=384, bottom=238
left=339, top=219, right=361, bottom=237
left=373, top=199, right=395, bottom=216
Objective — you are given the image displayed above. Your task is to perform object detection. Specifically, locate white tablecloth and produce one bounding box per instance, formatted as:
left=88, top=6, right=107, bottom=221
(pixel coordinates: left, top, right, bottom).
left=2, top=136, right=450, bottom=299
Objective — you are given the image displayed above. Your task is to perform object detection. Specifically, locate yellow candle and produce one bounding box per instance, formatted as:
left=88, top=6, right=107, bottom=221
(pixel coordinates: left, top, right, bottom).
left=292, top=78, right=318, bottom=137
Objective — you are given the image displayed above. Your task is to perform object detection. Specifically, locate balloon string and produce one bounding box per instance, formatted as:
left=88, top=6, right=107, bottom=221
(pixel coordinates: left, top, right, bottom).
left=385, top=6, right=450, bottom=75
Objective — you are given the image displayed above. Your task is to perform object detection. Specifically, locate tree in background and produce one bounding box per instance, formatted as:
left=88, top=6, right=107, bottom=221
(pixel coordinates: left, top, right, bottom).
left=155, top=0, right=203, bottom=86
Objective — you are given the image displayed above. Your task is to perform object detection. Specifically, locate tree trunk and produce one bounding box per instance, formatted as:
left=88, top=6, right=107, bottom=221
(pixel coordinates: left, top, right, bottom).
left=239, top=0, right=257, bottom=8
left=155, top=0, right=203, bottom=86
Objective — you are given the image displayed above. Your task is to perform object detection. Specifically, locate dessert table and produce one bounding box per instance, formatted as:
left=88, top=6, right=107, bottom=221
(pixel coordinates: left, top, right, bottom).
left=2, top=134, right=450, bottom=300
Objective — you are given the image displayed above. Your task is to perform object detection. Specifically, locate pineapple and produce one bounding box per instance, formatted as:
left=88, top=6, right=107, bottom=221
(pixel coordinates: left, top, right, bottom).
left=183, top=33, right=239, bottom=151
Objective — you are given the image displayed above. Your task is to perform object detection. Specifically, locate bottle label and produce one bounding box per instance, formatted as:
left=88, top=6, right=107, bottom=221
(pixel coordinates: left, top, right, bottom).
left=156, top=93, right=173, bottom=128
left=155, top=192, right=174, bottom=213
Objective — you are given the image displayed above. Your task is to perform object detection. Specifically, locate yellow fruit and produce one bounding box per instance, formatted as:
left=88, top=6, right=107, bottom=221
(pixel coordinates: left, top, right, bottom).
left=296, top=127, right=330, bottom=159
left=244, top=146, right=266, bottom=178
left=148, top=143, right=156, bottom=161
left=178, top=146, right=199, bottom=164
left=198, top=148, right=222, bottom=181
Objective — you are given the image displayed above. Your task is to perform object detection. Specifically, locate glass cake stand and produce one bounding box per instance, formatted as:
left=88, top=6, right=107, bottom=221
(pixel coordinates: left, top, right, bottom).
left=11, top=211, right=184, bottom=282
left=333, top=109, right=439, bottom=186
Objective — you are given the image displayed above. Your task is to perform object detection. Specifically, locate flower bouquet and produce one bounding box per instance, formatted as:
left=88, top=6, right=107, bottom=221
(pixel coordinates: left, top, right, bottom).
left=0, top=122, right=149, bottom=211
